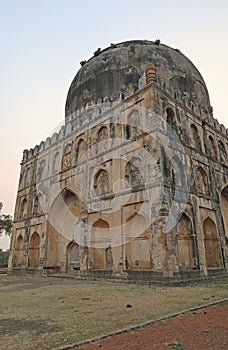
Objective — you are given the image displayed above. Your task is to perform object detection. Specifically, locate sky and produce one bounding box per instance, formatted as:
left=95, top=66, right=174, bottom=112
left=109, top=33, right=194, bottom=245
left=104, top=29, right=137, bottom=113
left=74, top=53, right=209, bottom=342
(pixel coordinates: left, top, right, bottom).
left=0, top=0, right=228, bottom=250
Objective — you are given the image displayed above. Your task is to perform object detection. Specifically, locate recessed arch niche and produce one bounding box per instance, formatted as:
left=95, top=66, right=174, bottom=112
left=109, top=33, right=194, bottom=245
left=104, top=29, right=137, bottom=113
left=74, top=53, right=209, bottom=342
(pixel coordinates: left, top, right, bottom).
left=46, top=188, right=81, bottom=269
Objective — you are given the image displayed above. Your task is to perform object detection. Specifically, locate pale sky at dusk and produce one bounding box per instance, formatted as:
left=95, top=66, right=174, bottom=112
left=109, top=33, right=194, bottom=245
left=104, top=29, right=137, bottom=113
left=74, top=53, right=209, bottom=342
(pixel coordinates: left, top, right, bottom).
left=0, top=0, right=228, bottom=249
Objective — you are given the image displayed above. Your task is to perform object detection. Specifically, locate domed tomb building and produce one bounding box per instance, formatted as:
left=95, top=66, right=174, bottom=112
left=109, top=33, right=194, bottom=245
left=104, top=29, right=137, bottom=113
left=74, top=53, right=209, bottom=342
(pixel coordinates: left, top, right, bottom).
left=8, top=40, right=228, bottom=281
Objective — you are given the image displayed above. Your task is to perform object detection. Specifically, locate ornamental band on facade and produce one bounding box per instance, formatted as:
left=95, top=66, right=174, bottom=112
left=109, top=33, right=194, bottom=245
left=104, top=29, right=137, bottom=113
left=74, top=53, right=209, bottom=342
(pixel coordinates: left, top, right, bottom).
left=8, top=40, right=228, bottom=281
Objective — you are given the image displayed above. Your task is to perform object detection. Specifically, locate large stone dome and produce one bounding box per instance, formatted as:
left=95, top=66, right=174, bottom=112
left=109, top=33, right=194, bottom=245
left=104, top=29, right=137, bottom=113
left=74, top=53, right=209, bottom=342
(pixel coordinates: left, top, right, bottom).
left=65, top=40, right=210, bottom=116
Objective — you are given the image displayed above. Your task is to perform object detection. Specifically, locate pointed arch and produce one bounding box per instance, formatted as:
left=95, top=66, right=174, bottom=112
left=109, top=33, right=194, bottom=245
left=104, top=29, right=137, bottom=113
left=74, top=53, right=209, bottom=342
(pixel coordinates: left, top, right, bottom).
left=220, top=185, right=228, bottom=259
left=19, top=170, right=25, bottom=188
left=49, top=187, right=81, bottom=218
left=76, top=138, right=86, bottom=164
left=15, top=234, right=23, bottom=250
left=91, top=219, right=112, bottom=270
left=126, top=212, right=148, bottom=228
left=208, top=135, right=217, bottom=159
left=46, top=188, right=82, bottom=269
left=91, top=219, right=110, bottom=247
left=93, top=218, right=110, bottom=228
left=24, top=167, right=31, bottom=187
left=94, top=169, right=109, bottom=196
left=124, top=213, right=151, bottom=270
left=196, top=166, right=209, bottom=195
left=63, top=143, right=72, bottom=155
left=126, top=124, right=131, bottom=140
left=177, top=213, right=197, bottom=269
left=125, top=109, right=140, bottom=140
left=125, top=212, right=149, bottom=240
left=220, top=184, right=228, bottom=238
left=97, top=126, right=108, bottom=141
left=32, top=194, right=42, bottom=215
left=171, top=155, right=186, bottom=188
left=19, top=198, right=27, bottom=218
left=218, top=140, right=227, bottom=164
left=37, top=159, right=46, bottom=182
left=62, top=189, right=81, bottom=217
left=125, top=157, right=144, bottom=190
left=52, top=151, right=60, bottom=174
left=66, top=241, right=80, bottom=273
left=28, top=232, right=40, bottom=268
left=125, top=109, right=140, bottom=139
left=14, top=234, right=24, bottom=267
left=190, top=124, right=201, bottom=150
left=166, top=108, right=177, bottom=132
left=105, top=246, right=113, bottom=270
left=203, top=217, right=222, bottom=268
left=127, top=109, right=140, bottom=126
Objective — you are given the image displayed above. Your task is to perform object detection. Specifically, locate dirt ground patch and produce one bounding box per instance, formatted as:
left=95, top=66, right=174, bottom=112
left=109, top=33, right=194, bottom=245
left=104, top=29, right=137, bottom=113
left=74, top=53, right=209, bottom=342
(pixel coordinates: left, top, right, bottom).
left=0, top=275, right=227, bottom=350
left=77, top=303, right=228, bottom=350
left=0, top=317, right=62, bottom=336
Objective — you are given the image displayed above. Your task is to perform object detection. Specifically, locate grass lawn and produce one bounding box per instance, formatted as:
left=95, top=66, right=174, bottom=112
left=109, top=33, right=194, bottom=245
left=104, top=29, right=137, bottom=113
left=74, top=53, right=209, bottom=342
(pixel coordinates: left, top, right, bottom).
left=0, top=275, right=227, bottom=350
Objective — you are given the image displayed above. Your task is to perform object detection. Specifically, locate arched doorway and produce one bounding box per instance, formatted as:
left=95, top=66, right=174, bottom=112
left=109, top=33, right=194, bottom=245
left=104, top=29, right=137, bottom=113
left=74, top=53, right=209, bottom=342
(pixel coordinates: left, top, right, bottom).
left=125, top=213, right=151, bottom=270
left=177, top=213, right=196, bottom=269
left=14, top=235, right=23, bottom=267
left=203, top=218, right=222, bottom=268
left=91, top=219, right=112, bottom=270
left=28, top=232, right=40, bottom=268
left=66, top=241, right=80, bottom=273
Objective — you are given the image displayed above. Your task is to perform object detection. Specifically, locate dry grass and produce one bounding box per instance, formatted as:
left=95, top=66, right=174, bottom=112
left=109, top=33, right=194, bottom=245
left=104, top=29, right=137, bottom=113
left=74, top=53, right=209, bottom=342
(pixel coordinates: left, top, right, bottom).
left=0, top=275, right=227, bottom=350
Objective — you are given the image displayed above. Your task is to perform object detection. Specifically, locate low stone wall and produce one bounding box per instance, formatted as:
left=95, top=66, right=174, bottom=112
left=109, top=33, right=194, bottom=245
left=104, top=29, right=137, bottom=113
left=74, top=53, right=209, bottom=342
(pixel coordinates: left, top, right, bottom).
left=9, top=267, right=228, bottom=285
